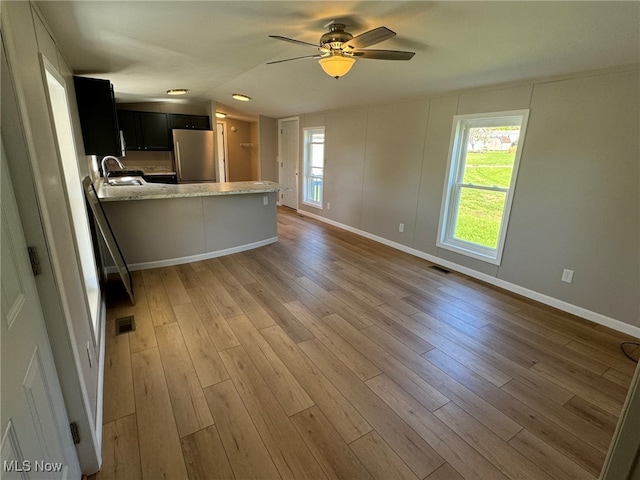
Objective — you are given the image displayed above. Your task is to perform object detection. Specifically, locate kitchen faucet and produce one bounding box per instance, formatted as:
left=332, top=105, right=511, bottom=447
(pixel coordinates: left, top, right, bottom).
left=101, top=155, right=124, bottom=179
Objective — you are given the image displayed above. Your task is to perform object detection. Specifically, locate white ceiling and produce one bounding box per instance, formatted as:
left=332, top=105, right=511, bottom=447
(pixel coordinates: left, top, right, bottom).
left=37, top=1, right=639, bottom=121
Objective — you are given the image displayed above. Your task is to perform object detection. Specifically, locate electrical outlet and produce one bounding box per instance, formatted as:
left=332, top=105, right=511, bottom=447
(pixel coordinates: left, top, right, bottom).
left=399, top=223, right=405, bottom=233
left=263, top=195, right=268, bottom=205
left=327, top=202, right=331, bottom=210
left=561, top=268, right=574, bottom=283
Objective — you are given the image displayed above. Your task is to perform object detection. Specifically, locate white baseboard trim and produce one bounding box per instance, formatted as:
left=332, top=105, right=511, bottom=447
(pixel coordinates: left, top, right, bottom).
left=297, top=209, right=640, bottom=339
left=105, top=237, right=278, bottom=273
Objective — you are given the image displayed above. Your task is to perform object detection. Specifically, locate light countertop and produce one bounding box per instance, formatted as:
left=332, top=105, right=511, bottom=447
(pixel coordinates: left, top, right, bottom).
left=95, top=178, right=287, bottom=202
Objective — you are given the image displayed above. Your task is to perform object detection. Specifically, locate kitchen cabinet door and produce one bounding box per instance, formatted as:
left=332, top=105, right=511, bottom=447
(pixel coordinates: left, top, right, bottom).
left=191, top=115, right=210, bottom=130
left=168, top=114, right=190, bottom=129
left=117, top=111, right=170, bottom=151
left=169, top=114, right=210, bottom=130
left=139, top=112, right=170, bottom=150
left=74, top=76, right=123, bottom=156
left=117, top=110, right=142, bottom=150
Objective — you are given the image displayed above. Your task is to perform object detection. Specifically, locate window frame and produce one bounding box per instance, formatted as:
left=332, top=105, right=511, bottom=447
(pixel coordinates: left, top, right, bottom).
left=302, top=126, right=325, bottom=209
left=437, top=109, right=530, bottom=265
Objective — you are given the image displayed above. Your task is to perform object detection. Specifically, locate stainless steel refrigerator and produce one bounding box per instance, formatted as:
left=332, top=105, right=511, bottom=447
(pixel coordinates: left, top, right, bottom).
left=172, top=129, right=215, bottom=183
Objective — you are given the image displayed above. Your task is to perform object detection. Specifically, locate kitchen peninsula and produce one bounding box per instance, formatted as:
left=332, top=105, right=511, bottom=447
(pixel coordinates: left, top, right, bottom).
left=96, top=179, right=286, bottom=270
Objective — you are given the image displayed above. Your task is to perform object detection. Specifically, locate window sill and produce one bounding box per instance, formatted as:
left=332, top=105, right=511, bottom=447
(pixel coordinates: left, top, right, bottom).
left=302, top=201, right=323, bottom=210
left=436, top=240, right=502, bottom=266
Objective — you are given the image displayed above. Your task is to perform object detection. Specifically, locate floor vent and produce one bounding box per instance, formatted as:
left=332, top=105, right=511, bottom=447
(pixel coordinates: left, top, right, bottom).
left=429, top=265, right=451, bottom=274
left=115, top=315, right=136, bottom=335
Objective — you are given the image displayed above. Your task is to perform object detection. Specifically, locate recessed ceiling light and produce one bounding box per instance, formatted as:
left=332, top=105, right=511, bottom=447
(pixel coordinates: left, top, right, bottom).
left=215, top=112, right=227, bottom=118
left=167, top=89, right=188, bottom=96
left=232, top=93, right=251, bottom=102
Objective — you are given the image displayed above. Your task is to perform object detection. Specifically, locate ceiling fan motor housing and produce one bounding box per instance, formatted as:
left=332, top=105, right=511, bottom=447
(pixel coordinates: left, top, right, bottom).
left=320, top=23, right=353, bottom=51
left=267, top=23, right=414, bottom=72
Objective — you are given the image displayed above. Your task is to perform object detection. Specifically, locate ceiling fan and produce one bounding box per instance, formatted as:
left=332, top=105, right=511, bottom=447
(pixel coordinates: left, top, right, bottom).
left=268, top=23, right=415, bottom=79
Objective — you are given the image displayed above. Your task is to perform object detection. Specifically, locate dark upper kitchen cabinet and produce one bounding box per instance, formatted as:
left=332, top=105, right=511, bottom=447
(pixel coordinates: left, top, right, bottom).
left=117, top=110, right=210, bottom=151
left=168, top=114, right=210, bottom=130
left=117, top=110, right=141, bottom=150
left=140, top=112, right=170, bottom=149
left=117, top=110, right=170, bottom=151
left=74, top=76, right=123, bottom=157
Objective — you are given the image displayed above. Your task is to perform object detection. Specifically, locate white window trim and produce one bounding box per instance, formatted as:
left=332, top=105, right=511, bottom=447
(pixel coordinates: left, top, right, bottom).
left=437, top=109, right=530, bottom=265
left=302, top=126, right=325, bottom=209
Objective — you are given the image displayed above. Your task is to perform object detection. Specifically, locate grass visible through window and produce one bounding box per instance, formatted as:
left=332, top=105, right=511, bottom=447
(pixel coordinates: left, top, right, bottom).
left=454, top=150, right=516, bottom=248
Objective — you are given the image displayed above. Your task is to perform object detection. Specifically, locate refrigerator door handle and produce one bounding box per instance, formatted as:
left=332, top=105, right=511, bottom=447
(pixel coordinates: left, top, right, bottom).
left=174, top=141, right=182, bottom=180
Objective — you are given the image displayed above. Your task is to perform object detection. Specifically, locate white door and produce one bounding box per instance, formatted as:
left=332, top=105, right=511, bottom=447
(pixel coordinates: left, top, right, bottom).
left=279, top=117, right=299, bottom=209
left=1, top=153, right=81, bottom=479
left=216, top=122, right=227, bottom=182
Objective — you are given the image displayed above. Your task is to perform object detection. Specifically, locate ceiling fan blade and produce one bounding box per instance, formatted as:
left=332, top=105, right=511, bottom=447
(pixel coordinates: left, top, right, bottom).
left=266, top=54, right=322, bottom=65
left=352, top=49, right=415, bottom=60
left=344, top=26, right=395, bottom=49
left=269, top=35, right=318, bottom=48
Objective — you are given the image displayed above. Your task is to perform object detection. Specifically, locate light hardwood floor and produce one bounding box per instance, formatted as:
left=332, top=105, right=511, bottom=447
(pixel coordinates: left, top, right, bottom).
left=94, top=206, right=639, bottom=480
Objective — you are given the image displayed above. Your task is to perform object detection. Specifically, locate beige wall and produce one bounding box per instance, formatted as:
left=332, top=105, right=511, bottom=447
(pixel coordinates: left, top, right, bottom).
left=226, top=118, right=254, bottom=181
left=361, top=100, right=429, bottom=246
left=324, top=109, right=368, bottom=227
left=250, top=121, right=259, bottom=179
left=258, top=115, right=278, bottom=182
left=298, top=67, right=640, bottom=329
left=497, top=70, right=638, bottom=325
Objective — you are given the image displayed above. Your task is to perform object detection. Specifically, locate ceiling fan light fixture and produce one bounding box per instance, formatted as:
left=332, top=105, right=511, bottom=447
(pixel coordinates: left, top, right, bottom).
left=232, top=93, right=251, bottom=102
left=318, top=55, right=356, bottom=79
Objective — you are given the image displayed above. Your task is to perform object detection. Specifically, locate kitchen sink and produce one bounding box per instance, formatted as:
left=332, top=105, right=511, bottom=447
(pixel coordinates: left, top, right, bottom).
left=107, top=176, right=144, bottom=186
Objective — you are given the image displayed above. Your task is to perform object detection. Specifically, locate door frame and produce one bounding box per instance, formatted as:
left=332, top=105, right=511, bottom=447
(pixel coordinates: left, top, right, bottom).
left=41, top=54, right=101, bottom=346
left=278, top=116, right=299, bottom=209
left=216, top=121, right=228, bottom=182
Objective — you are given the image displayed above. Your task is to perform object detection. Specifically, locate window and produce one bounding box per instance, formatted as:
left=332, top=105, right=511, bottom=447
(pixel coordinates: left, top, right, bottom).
left=303, top=127, right=325, bottom=208
left=438, top=110, right=529, bottom=264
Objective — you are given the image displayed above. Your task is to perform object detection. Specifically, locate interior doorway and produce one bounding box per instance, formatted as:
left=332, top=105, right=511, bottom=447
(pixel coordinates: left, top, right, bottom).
left=278, top=117, right=299, bottom=209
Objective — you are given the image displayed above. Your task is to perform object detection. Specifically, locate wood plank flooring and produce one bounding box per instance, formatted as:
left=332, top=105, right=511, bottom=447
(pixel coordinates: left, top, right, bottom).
left=94, top=206, right=639, bottom=480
